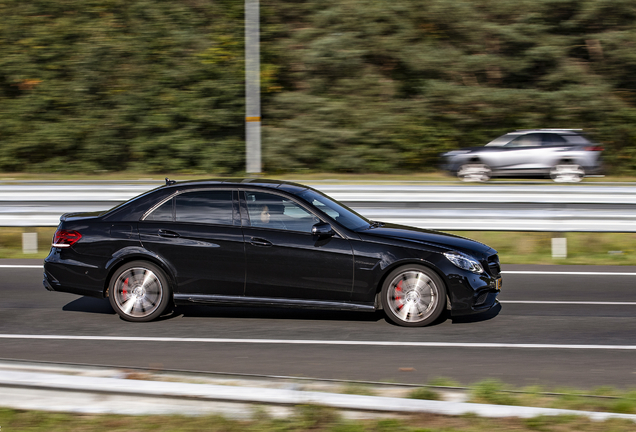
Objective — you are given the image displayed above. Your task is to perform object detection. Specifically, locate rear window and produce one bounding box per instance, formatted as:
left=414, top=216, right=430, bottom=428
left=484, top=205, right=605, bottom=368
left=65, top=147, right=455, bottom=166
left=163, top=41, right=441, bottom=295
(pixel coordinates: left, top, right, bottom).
left=175, top=190, right=233, bottom=225
left=146, top=199, right=173, bottom=221
left=146, top=190, right=234, bottom=225
left=562, top=134, right=591, bottom=145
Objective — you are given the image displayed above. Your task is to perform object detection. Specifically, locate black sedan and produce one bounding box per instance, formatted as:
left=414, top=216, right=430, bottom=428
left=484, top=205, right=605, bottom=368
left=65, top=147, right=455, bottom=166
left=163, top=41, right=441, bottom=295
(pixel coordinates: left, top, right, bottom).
left=44, top=179, right=502, bottom=327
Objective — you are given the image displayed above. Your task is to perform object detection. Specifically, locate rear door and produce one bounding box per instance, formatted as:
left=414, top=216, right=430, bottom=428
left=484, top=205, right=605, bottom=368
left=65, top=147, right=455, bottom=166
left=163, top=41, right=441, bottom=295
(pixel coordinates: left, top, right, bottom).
left=138, top=189, right=245, bottom=296
left=538, top=133, right=571, bottom=168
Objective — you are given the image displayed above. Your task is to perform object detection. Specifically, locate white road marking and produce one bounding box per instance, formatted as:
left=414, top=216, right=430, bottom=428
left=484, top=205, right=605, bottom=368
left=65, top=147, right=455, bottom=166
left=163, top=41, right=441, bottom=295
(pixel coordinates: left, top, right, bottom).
left=0, top=265, right=42, bottom=268
left=502, top=271, right=636, bottom=276
left=0, top=334, right=635, bottom=350
left=500, top=300, right=636, bottom=305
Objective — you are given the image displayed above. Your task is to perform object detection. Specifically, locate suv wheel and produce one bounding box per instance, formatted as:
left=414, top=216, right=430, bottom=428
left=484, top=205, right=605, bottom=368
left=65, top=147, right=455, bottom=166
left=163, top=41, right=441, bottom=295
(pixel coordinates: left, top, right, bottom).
left=550, top=164, right=585, bottom=183
left=457, top=163, right=491, bottom=182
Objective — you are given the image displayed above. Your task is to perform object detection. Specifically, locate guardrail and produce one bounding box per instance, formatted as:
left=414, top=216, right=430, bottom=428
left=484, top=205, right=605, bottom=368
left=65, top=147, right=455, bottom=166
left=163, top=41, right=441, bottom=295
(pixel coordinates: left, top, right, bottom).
left=1, top=181, right=636, bottom=232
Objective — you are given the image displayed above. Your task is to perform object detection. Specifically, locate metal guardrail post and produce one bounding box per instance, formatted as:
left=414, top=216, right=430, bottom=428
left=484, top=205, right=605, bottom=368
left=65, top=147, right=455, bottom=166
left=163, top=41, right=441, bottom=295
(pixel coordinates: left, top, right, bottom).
left=551, top=237, right=567, bottom=258
left=245, top=0, right=261, bottom=174
left=22, top=232, right=38, bottom=254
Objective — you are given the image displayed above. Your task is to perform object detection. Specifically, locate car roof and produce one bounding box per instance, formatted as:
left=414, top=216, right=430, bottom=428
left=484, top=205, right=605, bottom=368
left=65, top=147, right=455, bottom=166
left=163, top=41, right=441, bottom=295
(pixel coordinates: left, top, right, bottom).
left=102, top=178, right=311, bottom=222
left=164, top=178, right=308, bottom=191
left=506, top=129, right=583, bottom=135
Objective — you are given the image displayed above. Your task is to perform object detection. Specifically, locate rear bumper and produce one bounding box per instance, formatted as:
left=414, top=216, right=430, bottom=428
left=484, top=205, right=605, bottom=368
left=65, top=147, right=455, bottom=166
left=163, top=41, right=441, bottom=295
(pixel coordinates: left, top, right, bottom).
left=42, top=270, right=56, bottom=291
left=43, top=249, right=107, bottom=298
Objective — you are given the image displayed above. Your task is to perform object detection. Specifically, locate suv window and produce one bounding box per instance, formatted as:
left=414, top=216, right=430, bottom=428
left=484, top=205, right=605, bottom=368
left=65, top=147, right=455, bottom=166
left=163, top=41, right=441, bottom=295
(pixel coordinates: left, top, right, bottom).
left=505, top=133, right=541, bottom=147
left=562, top=134, right=591, bottom=145
left=542, top=133, right=568, bottom=145
left=174, top=190, right=234, bottom=225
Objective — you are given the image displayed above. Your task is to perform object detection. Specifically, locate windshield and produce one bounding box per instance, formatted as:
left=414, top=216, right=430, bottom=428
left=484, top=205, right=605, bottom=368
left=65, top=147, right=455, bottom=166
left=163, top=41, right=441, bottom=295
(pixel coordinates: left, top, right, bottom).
left=297, top=188, right=371, bottom=231
left=485, top=134, right=518, bottom=147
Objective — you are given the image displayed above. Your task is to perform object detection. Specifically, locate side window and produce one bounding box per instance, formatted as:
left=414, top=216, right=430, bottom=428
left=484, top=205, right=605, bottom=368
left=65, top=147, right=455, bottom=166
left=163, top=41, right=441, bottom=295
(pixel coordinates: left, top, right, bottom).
left=146, top=198, right=174, bottom=221
left=562, top=134, right=591, bottom=145
left=542, top=133, right=567, bottom=145
left=175, top=190, right=233, bottom=225
left=244, top=192, right=316, bottom=233
left=506, top=134, right=541, bottom=147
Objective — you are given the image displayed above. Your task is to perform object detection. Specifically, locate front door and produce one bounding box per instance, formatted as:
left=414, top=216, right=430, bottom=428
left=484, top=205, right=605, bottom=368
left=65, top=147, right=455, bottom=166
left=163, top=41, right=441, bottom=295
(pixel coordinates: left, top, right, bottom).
left=241, top=191, right=354, bottom=302
left=495, top=133, right=544, bottom=172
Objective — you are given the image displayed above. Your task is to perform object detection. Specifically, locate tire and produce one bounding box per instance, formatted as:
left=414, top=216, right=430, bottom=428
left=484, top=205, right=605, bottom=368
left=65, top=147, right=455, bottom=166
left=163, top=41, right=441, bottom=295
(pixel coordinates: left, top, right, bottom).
left=108, top=261, right=171, bottom=322
left=381, top=265, right=446, bottom=327
left=550, top=163, right=585, bottom=183
left=457, top=163, right=491, bottom=182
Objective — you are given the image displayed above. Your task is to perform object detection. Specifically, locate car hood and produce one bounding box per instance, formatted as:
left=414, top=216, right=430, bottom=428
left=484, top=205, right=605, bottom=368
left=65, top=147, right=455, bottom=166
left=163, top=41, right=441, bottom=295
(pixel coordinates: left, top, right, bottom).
left=359, top=223, right=496, bottom=258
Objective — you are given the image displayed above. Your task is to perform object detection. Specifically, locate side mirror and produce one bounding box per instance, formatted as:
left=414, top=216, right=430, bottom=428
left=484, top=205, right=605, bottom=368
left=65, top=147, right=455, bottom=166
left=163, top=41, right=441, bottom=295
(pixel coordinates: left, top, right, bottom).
left=312, top=222, right=334, bottom=237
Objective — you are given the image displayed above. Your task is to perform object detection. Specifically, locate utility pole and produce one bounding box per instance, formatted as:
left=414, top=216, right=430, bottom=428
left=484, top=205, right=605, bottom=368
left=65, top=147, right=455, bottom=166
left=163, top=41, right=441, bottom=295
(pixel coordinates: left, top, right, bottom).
left=245, top=0, right=261, bottom=174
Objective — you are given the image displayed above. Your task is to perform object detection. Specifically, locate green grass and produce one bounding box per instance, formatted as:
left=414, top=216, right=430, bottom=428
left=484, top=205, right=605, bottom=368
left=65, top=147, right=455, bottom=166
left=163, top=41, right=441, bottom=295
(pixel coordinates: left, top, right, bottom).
left=464, top=382, right=636, bottom=415
left=408, top=387, right=442, bottom=400
left=449, top=231, right=636, bottom=265
left=1, top=405, right=635, bottom=432
left=1, top=380, right=636, bottom=431
left=0, top=227, right=56, bottom=259
left=339, top=383, right=377, bottom=396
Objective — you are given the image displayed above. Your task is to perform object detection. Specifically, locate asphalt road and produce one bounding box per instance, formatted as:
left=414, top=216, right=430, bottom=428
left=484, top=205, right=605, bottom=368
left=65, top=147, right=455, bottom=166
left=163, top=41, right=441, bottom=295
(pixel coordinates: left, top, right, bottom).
left=1, top=259, right=635, bottom=389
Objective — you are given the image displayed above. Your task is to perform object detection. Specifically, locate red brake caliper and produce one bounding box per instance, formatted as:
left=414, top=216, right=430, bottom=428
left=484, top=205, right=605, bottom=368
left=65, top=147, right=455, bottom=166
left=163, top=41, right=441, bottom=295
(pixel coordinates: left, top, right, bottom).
left=395, top=280, right=404, bottom=310
left=122, top=277, right=128, bottom=297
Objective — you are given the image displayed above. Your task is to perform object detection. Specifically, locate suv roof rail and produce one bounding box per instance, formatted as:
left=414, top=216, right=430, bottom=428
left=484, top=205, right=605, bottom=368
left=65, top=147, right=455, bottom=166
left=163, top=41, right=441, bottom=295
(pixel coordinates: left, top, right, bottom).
left=514, top=128, right=583, bottom=132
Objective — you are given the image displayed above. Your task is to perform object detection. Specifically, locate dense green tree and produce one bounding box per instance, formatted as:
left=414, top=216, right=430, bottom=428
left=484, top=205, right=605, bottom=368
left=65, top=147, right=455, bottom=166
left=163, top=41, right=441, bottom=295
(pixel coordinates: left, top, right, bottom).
left=1, top=0, right=635, bottom=174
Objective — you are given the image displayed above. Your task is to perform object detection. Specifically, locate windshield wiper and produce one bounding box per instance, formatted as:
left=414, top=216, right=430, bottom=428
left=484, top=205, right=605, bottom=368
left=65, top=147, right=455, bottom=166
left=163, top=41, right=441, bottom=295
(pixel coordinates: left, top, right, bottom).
left=369, top=221, right=384, bottom=228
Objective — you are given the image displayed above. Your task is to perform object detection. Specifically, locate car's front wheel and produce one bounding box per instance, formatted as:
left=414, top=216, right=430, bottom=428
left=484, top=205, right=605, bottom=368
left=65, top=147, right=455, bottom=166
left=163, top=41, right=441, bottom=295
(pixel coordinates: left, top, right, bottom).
left=381, top=265, right=446, bottom=327
left=108, top=261, right=171, bottom=322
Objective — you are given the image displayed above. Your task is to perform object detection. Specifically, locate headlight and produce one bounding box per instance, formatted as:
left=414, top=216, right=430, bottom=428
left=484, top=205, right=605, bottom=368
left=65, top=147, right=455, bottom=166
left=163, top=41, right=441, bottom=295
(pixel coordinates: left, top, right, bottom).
left=444, top=251, right=484, bottom=274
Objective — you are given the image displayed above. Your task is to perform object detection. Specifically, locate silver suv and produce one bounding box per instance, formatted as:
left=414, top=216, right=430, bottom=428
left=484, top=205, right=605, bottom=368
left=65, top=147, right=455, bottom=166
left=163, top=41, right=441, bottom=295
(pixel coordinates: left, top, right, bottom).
left=441, top=129, right=604, bottom=182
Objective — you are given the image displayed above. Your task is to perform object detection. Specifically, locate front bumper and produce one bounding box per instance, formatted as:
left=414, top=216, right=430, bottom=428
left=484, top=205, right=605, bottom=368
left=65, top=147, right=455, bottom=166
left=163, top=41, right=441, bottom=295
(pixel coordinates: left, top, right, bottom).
left=443, top=255, right=502, bottom=316
left=449, top=275, right=501, bottom=316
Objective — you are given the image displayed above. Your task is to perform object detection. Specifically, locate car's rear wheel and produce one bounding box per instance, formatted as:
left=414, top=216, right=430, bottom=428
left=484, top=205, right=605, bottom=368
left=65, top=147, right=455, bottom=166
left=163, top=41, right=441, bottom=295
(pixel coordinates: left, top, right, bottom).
left=109, top=261, right=171, bottom=322
left=381, top=265, right=446, bottom=327
left=457, top=163, right=491, bottom=182
left=550, top=163, right=585, bottom=182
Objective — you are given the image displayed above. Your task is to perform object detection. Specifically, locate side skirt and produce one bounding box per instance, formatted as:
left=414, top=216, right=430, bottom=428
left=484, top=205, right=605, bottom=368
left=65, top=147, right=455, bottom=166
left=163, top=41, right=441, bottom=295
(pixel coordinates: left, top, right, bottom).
left=173, top=294, right=376, bottom=312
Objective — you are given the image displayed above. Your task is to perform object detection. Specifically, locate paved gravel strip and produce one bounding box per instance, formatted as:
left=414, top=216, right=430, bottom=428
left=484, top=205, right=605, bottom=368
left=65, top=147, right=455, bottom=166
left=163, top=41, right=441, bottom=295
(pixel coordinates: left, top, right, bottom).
left=1, top=370, right=636, bottom=421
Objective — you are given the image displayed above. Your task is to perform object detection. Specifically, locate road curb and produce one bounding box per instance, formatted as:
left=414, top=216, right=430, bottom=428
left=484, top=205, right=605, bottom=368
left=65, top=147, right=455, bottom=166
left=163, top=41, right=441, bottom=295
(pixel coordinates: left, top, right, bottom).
left=1, top=370, right=635, bottom=421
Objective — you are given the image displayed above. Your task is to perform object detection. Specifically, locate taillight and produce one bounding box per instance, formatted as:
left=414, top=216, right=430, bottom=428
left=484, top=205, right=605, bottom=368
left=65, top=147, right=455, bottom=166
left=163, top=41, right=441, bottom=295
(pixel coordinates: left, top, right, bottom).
left=584, top=146, right=604, bottom=151
left=52, top=230, right=82, bottom=248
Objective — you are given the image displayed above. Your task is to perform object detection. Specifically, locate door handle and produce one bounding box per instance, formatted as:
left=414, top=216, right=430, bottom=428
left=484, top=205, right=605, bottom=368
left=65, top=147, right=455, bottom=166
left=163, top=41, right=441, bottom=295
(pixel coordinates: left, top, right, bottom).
left=250, top=237, right=272, bottom=247
left=158, top=229, right=180, bottom=238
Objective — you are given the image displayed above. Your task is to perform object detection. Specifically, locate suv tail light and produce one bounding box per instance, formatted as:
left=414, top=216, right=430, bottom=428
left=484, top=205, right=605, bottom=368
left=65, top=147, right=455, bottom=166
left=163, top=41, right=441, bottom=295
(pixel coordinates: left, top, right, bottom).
left=584, top=146, right=604, bottom=151
left=52, top=230, right=82, bottom=248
